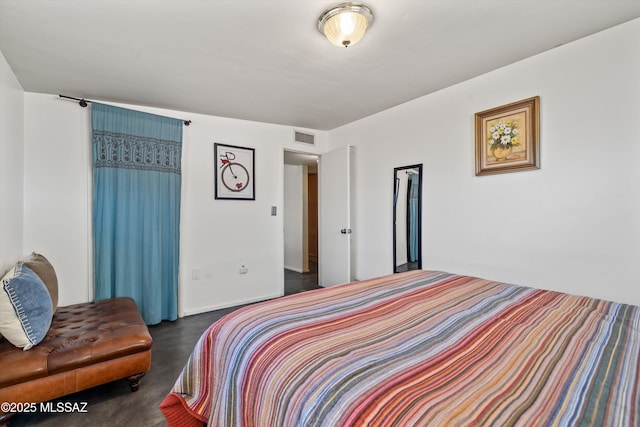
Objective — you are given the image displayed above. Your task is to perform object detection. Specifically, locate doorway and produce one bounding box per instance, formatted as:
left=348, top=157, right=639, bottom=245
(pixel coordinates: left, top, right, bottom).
left=283, top=151, right=319, bottom=294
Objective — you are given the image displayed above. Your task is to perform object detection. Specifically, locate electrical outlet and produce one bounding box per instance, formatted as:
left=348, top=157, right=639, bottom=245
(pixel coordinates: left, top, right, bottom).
left=239, top=265, right=248, bottom=274
left=192, top=268, right=200, bottom=280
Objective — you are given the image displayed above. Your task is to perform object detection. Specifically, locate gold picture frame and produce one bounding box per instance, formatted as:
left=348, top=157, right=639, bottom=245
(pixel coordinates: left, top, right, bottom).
left=475, top=96, right=540, bottom=176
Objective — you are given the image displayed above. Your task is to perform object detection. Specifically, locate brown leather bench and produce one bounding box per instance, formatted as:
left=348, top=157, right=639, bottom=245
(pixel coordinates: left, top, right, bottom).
left=0, top=297, right=152, bottom=425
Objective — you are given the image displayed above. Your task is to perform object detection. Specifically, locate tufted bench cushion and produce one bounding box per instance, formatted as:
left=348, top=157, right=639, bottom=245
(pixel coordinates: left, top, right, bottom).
left=0, top=297, right=152, bottom=421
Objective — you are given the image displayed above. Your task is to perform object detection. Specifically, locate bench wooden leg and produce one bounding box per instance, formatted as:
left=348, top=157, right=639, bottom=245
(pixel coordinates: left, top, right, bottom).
left=126, top=372, right=146, bottom=392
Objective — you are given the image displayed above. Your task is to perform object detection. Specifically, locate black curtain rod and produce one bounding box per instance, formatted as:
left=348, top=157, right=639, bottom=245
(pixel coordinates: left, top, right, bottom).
left=58, top=94, right=192, bottom=126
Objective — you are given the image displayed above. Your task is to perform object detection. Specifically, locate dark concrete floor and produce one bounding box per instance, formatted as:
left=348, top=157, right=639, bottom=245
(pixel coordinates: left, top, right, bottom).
left=7, top=265, right=318, bottom=427
left=395, top=261, right=419, bottom=273
left=284, top=261, right=319, bottom=294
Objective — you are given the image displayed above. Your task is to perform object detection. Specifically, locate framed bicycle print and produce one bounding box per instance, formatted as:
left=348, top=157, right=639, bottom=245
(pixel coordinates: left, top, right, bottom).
left=214, top=143, right=255, bottom=200
left=475, top=96, right=540, bottom=176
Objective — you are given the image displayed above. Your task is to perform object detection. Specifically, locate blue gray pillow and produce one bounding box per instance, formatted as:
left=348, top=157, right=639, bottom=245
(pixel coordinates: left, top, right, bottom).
left=0, top=262, right=53, bottom=350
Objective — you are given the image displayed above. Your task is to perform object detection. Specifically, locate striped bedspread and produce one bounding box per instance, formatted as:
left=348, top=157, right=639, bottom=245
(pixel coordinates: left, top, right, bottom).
left=160, top=270, right=640, bottom=426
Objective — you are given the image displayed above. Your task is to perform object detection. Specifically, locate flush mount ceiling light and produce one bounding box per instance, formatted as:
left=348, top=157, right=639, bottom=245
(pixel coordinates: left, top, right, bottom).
left=317, top=2, right=374, bottom=48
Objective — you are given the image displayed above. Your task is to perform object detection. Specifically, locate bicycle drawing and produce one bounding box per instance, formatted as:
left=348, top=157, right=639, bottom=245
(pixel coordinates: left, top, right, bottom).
left=219, top=151, right=250, bottom=192
left=214, top=143, right=255, bottom=200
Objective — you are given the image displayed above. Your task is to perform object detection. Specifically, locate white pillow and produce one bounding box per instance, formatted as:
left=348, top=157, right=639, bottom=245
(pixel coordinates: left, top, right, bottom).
left=0, top=263, right=53, bottom=350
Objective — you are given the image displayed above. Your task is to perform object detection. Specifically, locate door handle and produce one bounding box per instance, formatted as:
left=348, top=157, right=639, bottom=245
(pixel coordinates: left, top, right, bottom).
left=340, top=228, right=352, bottom=234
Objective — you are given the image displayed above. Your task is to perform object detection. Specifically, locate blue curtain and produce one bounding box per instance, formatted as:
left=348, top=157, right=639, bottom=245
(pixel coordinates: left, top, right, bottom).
left=91, top=103, right=182, bottom=325
left=407, top=173, right=420, bottom=263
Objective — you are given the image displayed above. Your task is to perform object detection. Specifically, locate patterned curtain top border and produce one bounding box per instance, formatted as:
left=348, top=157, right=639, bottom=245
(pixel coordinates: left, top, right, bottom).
left=93, top=130, right=182, bottom=174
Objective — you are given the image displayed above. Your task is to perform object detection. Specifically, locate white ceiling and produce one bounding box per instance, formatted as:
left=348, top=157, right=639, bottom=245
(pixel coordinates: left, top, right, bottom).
left=1, top=1, right=639, bottom=131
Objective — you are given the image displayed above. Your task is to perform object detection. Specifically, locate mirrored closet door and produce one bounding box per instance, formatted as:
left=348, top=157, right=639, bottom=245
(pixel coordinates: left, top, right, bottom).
left=393, top=164, right=422, bottom=273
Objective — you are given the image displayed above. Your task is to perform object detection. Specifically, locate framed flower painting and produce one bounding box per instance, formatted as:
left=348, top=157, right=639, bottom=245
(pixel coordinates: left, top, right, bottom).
left=475, top=96, right=540, bottom=176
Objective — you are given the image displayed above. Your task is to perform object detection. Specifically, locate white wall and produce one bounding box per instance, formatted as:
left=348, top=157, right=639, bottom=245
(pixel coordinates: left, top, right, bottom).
left=22, top=93, right=328, bottom=313
left=284, top=164, right=304, bottom=272
left=0, top=51, right=24, bottom=273
left=12, top=17, right=640, bottom=311
left=23, top=95, right=93, bottom=304
left=329, top=18, right=640, bottom=306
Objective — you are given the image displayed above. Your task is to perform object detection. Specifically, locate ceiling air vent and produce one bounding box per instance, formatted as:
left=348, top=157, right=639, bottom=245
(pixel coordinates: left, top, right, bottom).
left=294, top=130, right=315, bottom=145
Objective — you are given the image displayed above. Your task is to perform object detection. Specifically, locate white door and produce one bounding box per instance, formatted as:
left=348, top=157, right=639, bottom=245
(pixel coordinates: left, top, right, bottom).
left=319, top=145, right=352, bottom=287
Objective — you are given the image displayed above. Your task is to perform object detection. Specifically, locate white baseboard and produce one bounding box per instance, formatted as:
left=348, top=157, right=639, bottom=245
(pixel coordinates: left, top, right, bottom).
left=284, top=265, right=304, bottom=273
left=181, top=291, right=283, bottom=317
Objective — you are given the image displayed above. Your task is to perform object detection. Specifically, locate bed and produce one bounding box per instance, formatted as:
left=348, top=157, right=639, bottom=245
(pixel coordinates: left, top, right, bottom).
left=160, top=270, right=640, bottom=426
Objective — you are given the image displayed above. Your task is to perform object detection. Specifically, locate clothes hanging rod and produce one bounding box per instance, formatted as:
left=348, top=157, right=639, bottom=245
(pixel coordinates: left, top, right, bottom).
left=58, top=94, right=192, bottom=126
